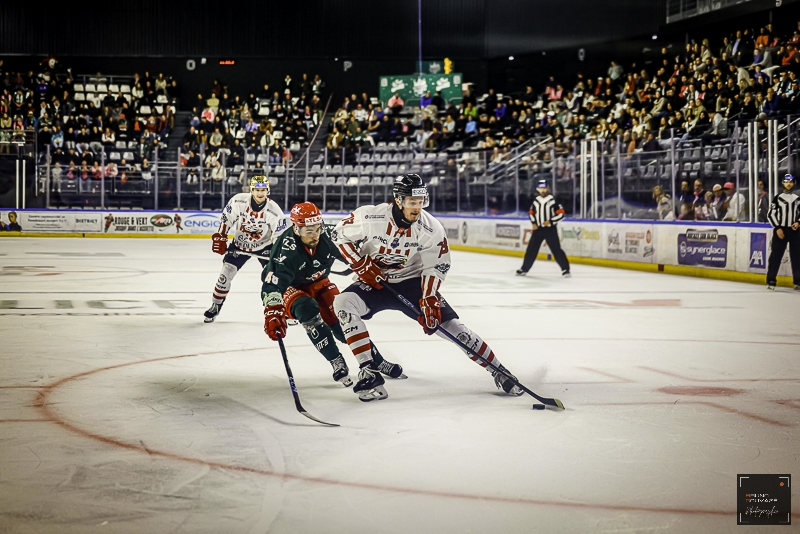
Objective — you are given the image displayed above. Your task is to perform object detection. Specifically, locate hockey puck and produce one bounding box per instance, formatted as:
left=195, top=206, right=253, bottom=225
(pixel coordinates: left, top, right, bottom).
left=532, top=404, right=546, bottom=410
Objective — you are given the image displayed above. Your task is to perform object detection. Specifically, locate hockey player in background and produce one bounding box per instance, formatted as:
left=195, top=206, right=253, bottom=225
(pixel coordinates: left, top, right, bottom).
left=332, top=174, right=524, bottom=402
left=204, top=175, right=285, bottom=323
left=516, top=179, right=571, bottom=277
left=261, top=202, right=403, bottom=387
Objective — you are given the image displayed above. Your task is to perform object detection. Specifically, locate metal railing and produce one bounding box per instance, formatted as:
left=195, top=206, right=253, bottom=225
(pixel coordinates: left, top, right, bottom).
left=27, top=111, right=800, bottom=222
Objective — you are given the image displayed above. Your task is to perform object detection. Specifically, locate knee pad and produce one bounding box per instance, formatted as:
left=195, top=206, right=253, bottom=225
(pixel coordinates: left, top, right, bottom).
left=216, top=263, right=239, bottom=287
left=292, top=296, right=322, bottom=325
left=333, top=292, right=366, bottom=325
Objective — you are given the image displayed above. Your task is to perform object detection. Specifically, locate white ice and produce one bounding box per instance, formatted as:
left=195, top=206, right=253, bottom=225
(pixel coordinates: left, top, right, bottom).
left=0, top=237, right=798, bottom=534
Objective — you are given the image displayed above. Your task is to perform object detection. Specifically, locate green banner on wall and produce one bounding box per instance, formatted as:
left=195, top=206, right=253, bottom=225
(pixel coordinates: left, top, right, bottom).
left=379, top=73, right=463, bottom=107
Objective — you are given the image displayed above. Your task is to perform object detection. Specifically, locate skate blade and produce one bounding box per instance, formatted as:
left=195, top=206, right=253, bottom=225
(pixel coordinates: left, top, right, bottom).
left=356, top=385, right=388, bottom=402
left=203, top=317, right=215, bottom=323
left=337, top=376, right=354, bottom=387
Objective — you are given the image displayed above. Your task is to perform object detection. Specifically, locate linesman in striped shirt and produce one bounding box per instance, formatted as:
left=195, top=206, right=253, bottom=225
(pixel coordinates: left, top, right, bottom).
left=516, top=179, right=571, bottom=277
left=767, top=174, right=800, bottom=290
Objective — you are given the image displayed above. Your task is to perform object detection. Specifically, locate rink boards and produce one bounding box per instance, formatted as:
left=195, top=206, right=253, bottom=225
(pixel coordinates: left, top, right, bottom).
left=436, top=215, right=793, bottom=284
left=0, top=209, right=793, bottom=284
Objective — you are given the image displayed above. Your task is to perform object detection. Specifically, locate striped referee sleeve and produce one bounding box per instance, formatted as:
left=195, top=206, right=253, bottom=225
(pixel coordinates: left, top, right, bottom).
left=551, top=201, right=566, bottom=224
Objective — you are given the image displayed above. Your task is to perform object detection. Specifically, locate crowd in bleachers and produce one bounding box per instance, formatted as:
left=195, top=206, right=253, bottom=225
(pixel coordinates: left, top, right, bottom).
left=179, top=73, right=326, bottom=187
left=321, top=18, right=800, bottom=170
left=1, top=58, right=177, bottom=193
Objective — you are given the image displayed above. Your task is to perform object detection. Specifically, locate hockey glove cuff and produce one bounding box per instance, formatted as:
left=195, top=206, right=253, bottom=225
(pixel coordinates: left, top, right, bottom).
left=212, top=233, right=227, bottom=255
left=352, top=256, right=384, bottom=289
left=265, top=305, right=288, bottom=341
left=418, top=295, right=441, bottom=335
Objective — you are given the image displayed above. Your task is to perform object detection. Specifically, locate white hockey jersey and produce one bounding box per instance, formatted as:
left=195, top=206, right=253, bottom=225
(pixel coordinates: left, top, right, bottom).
left=333, top=202, right=451, bottom=298
left=218, top=193, right=287, bottom=252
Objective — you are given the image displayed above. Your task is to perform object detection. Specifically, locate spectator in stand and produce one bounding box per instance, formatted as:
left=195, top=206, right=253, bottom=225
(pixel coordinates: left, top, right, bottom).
left=209, top=127, right=223, bottom=152
left=677, top=201, right=696, bottom=220
left=312, top=74, right=324, bottom=96
left=652, top=185, right=673, bottom=220
left=90, top=161, right=103, bottom=179
left=642, top=132, right=661, bottom=152
left=101, top=127, right=115, bottom=146
left=420, top=91, right=433, bottom=109
left=431, top=91, right=445, bottom=111
left=723, top=181, right=746, bottom=221
left=51, top=161, right=62, bottom=191
left=387, top=93, right=404, bottom=115
left=104, top=160, right=118, bottom=179
left=692, top=179, right=706, bottom=209
left=0, top=128, right=10, bottom=153
left=155, top=73, right=167, bottom=95
left=757, top=179, right=769, bottom=222
left=711, top=184, right=727, bottom=220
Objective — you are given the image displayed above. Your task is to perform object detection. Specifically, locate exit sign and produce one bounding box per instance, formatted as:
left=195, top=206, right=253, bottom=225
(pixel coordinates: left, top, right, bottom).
left=219, top=59, right=235, bottom=66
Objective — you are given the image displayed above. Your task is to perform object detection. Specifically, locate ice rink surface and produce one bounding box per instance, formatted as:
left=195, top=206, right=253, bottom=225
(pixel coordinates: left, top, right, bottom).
left=0, top=237, right=798, bottom=534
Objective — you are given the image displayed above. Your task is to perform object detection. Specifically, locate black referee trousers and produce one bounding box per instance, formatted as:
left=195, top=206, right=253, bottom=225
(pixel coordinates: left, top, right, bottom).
left=520, top=226, right=570, bottom=273
left=767, top=227, right=800, bottom=285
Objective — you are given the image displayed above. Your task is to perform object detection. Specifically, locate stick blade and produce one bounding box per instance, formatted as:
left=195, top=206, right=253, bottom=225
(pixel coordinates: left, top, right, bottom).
left=300, top=410, right=340, bottom=427
left=546, top=398, right=565, bottom=410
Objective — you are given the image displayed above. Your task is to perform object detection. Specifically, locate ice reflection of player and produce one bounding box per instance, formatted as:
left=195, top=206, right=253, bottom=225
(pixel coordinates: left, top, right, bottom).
left=174, top=214, right=182, bottom=233
left=104, top=214, right=114, bottom=233
left=3, top=211, right=22, bottom=231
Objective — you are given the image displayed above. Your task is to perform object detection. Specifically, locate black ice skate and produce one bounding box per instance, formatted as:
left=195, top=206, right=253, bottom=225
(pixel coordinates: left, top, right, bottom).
left=203, top=300, right=225, bottom=323
left=515, top=269, right=527, bottom=276
left=372, top=358, right=407, bottom=379
left=562, top=270, right=571, bottom=278
left=492, top=365, right=524, bottom=396
left=330, top=355, right=353, bottom=387
left=353, top=362, right=388, bottom=402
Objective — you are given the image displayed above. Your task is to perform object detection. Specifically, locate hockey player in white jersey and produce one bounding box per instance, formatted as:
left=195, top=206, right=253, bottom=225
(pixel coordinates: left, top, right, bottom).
left=204, top=175, right=286, bottom=322
left=332, top=173, right=524, bottom=401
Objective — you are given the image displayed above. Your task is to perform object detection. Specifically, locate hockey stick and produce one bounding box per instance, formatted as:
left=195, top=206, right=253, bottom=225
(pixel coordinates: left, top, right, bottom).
left=236, top=250, right=353, bottom=276
left=276, top=337, right=340, bottom=427
left=381, top=284, right=565, bottom=410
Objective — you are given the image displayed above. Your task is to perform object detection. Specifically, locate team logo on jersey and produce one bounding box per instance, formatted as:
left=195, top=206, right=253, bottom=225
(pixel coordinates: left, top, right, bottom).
left=275, top=254, right=287, bottom=264
left=390, top=237, right=401, bottom=248
left=373, top=253, right=408, bottom=270
left=217, top=274, right=227, bottom=284
left=283, top=240, right=297, bottom=251
left=313, top=260, right=321, bottom=267
left=437, top=238, right=449, bottom=258
left=434, top=263, right=450, bottom=275
left=337, top=309, right=352, bottom=324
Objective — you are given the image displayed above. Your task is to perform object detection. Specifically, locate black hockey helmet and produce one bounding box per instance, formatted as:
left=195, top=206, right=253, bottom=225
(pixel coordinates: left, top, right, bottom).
left=392, top=173, right=429, bottom=208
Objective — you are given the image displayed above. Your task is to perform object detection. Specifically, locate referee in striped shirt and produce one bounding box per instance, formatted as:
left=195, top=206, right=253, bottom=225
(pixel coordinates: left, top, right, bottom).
left=517, top=179, right=571, bottom=277
left=767, top=173, right=800, bottom=290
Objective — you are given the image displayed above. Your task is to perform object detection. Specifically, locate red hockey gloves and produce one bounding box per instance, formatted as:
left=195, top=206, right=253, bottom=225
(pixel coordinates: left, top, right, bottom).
left=352, top=256, right=384, bottom=289
left=418, top=295, right=442, bottom=335
left=264, top=304, right=288, bottom=340
left=211, top=233, right=227, bottom=255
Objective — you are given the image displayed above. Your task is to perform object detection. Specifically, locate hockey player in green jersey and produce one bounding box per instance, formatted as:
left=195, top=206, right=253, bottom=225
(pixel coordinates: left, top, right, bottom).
left=261, top=202, right=404, bottom=390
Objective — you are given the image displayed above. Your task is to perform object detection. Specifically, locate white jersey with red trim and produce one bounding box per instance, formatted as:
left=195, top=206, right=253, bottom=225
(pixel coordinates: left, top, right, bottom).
left=332, top=202, right=451, bottom=297
left=217, top=193, right=286, bottom=252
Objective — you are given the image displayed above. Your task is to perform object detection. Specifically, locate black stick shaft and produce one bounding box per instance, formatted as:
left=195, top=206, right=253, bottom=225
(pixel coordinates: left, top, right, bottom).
left=276, top=337, right=340, bottom=426
left=381, top=284, right=564, bottom=409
